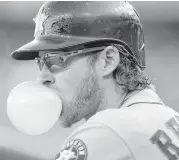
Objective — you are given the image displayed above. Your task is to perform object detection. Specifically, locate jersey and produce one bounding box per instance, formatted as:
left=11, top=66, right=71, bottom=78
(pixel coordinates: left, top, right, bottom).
left=53, top=89, right=179, bottom=160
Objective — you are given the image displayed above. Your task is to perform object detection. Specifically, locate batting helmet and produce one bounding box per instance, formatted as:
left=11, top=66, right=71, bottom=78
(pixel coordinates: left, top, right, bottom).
left=11, top=1, right=146, bottom=69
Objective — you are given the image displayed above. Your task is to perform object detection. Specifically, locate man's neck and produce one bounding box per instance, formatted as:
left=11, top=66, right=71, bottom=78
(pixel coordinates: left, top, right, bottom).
left=97, top=82, right=127, bottom=112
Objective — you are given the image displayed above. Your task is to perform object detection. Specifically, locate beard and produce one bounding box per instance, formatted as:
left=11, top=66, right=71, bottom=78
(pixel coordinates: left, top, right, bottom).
left=59, top=68, right=102, bottom=128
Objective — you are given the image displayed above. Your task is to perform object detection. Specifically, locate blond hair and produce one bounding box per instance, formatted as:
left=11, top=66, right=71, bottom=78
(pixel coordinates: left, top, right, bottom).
left=112, top=44, right=151, bottom=92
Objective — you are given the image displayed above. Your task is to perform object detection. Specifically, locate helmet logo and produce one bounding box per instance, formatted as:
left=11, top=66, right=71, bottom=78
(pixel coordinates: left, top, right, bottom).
left=33, top=7, right=72, bottom=37
left=50, top=15, right=72, bottom=35
left=33, top=7, right=50, bottom=37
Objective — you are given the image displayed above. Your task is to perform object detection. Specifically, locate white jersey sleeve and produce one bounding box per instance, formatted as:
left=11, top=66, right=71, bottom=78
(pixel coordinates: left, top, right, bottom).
left=53, top=89, right=179, bottom=160
left=53, top=122, right=134, bottom=160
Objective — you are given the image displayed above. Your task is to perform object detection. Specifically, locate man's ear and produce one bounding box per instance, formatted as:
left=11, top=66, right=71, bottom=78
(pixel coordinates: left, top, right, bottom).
left=101, top=46, right=120, bottom=77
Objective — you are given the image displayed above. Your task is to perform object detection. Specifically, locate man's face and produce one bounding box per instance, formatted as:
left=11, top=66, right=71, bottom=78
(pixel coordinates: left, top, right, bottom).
left=38, top=51, right=102, bottom=128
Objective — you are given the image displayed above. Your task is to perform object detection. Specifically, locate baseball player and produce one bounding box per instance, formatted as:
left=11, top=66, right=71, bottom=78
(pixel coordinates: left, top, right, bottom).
left=11, top=1, right=179, bottom=160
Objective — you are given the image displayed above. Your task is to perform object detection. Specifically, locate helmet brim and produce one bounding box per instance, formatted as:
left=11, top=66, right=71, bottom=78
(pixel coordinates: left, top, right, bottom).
left=11, top=35, right=124, bottom=60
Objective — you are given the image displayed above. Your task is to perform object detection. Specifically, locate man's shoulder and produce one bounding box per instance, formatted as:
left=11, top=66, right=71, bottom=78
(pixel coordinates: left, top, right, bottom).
left=56, top=103, right=179, bottom=160
left=87, top=103, right=152, bottom=125
left=86, top=103, right=177, bottom=136
left=58, top=112, right=134, bottom=160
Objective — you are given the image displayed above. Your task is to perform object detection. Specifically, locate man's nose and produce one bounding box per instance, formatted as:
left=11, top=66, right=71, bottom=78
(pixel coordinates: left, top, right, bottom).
left=37, top=66, right=55, bottom=85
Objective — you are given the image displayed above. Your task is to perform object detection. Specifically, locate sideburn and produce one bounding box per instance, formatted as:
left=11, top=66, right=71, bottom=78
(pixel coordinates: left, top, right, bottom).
left=73, top=66, right=102, bottom=120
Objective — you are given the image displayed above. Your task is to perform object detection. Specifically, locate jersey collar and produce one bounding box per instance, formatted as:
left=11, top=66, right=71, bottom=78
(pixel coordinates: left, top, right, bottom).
left=120, top=88, right=165, bottom=108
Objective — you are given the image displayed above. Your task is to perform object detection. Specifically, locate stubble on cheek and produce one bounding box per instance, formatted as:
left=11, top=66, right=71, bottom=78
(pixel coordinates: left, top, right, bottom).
left=57, top=60, right=101, bottom=127
left=60, top=71, right=101, bottom=128
left=59, top=100, right=75, bottom=128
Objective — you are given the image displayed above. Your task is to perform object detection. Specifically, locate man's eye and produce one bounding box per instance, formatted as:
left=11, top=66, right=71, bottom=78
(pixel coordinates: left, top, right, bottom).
left=46, top=56, right=68, bottom=73
left=57, top=56, right=68, bottom=67
left=59, top=56, right=65, bottom=62
left=50, top=61, right=68, bottom=73
left=50, top=65, right=62, bottom=73
left=50, top=64, right=68, bottom=73
left=47, top=57, right=63, bottom=67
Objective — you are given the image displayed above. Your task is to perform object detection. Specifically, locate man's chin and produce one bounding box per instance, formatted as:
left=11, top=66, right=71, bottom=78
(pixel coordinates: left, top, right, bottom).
left=59, top=116, right=82, bottom=128
left=59, top=116, right=75, bottom=128
left=59, top=120, right=72, bottom=128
